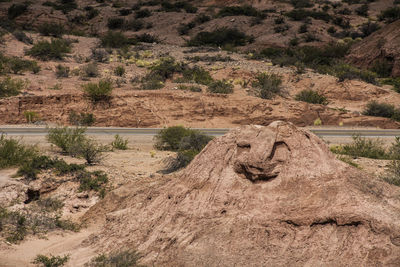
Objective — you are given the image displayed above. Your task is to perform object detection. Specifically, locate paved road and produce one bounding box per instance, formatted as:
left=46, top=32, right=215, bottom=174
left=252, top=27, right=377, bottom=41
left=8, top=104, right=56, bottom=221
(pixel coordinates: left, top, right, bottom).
left=1, top=126, right=400, bottom=138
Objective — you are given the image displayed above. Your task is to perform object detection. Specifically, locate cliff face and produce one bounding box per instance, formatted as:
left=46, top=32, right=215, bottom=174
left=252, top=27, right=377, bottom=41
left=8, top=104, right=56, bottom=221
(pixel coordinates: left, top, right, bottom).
left=84, top=122, right=400, bottom=266
left=347, top=20, right=400, bottom=77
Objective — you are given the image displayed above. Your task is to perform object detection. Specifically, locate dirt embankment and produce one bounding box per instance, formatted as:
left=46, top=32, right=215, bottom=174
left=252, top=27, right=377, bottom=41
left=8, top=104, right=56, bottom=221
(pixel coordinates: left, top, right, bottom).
left=83, top=122, right=400, bottom=266
left=1, top=90, right=400, bottom=128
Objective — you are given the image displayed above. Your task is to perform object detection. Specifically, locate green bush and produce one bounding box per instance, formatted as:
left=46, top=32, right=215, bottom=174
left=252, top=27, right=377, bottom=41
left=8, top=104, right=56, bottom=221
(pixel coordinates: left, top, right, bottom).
left=285, top=9, right=331, bottom=22
left=177, top=84, right=202, bottom=92
left=17, top=155, right=84, bottom=180
left=83, top=63, right=99, bottom=78
left=107, top=17, right=125, bottom=29
left=82, top=79, right=113, bottom=102
left=356, top=3, right=369, bottom=16
left=69, top=111, right=95, bottom=126
left=77, top=170, right=108, bottom=192
left=187, top=28, right=253, bottom=47
left=295, top=89, right=328, bottom=105
left=73, top=139, right=105, bottom=165
left=7, top=57, right=39, bottom=74
left=85, top=250, right=143, bottom=267
left=150, top=57, right=183, bottom=80
left=33, top=254, right=70, bottom=267
left=8, top=3, right=28, bottom=19
left=382, top=77, right=400, bottom=93
left=207, top=80, right=234, bottom=94
left=161, top=1, right=197, bottom=13
left=100, top=31, right=132, bottom=48
left=43, top=0, right=77, bottom=14
left=46, top=126, right=87, bottom=154
left=379, top=6, right=400, bottom=23
left=252, top=73, right=283, bottom=99
left=111, top=134, right=128, bottom=150
left=384, top=160, right=400, bottom=186
left=24, top=110, right=40, bottom=123
left=38, top=22, right=65, bottom=37
left=154, top=126, right=192, bottom=151
left=180, top=66, right=213, bottom=85
left=363, top=101, right=400, bottom=121
left=135, top=33, right=159, bottom=43
left=330, top=135, right=389, bottom=159
left=56, top=64, right=69, bottom=78
left=370, top=58, right=393, bottom=78
left=155, top=127, right=213, bottom=172
left=26, top=39, right=71, bottom=61
left=135, top=8, right=152, bottom=18
left=114, top=65, right=125, bottom=76
left=0, top=76, right=25, bottom=98
left=359, top=21, right=380, bottom=37
left=333, top=63, right=377, bottom=84
left=13, top=30, right=33, bottom=44
left=0, top=134, right=37, bottom=169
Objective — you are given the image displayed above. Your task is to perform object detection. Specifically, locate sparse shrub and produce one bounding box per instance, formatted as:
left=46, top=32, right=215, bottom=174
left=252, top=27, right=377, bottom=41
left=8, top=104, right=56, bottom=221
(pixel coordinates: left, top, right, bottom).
left=218, top=5, right=264, bottom=18
left=295, top=89, right=328, bottom=105
left=119, top=8, right=132, bottom=16
left=26, top=39, right=71, bottom=61
left=47, top=126, right=87, bottom=154
left=141, top=75, right=164, bottom=90
left=285, top=9, right=331, bottom=22
left=111, top=134, right=128, bottom=150
left=82, top=79, right=113, bottom=102
left=135, top=33, right=159, bottom=43
left=382, top=77, right=400, bottom=93
left=356, top=3, right=369, bottom=16
left=274, top=24, right=289, bottom=33
left=85, top=6, right=99, bottom=19
left=91, top=48, right=109, bottom=63
left=0, top=76, right=25, bottom=98
left=83, top=63, right=99, bottom=77
left=163, top=130, right=213, bottom=172
left=177, top=84, right=202, bottom=92
left=180, top=66, right=213, bottom=85
left=7, top=57, right=39, bottom=74
left=24, top=111, right=40, bottom=123
left=334, top=63, right=377, bottom=84
left=207, top=80, right=233, bottom=94
left=194, top=13, right=211, bottom=24
left=330, top=135, right=388, bottom=159
left=359, top=21, right=380, bottom=37
left=8, top=3, right=28, bottom=19
left=252, top=73, right=283, bottom=99
left=363, top=101, right=400, bottom=121
left=0, top=134, right=37, bottom=169
left=73, top=139, right=105, bottom=165
left=135, top=8, right=152, bottom=18
left=33, top=254, right=70, bottom=267
left=187, top=28, right=253, bottom=47
left=38, top=22, right=65, bottom=37
left=384, top=160, right=400, bottom=186
left=77, top=170, right=108, bottom=192
left=37, top=197, right=64, bottom=212
left=379, top=6, right=400, bottom=23
left=100, top=31, right=131, bottom=48
left=107, top=17, right=125, bottom=29
left=56, top=64, right=69, bottom=78
left=85, top=250, right=143, bottom=267
left=114, top=66, right=125, bottom=77
left=12, top=30, right=33, bottom=44
left=274, top=17, right=285, bottom=24
left=178, top=22, right=195, bottom=35
left=43, top=0, right=77, bottom=14
left=370, top=58, right=393, bottom=78
left=327, top=26, right=336, bottom=34
left=298, top=23, right=308, bottom=33
left=69, top=111, right=95, bottom=126
left=124, top=19, right=144, bottom=31
left=149, top=57, right=183, bottom=80
left=290, top=0, right=313, bottom=8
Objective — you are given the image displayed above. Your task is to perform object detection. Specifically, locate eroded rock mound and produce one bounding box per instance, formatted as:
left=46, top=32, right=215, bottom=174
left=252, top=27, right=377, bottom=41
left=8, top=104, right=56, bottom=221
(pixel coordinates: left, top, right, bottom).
left=86, top=122, right=400, bottom=266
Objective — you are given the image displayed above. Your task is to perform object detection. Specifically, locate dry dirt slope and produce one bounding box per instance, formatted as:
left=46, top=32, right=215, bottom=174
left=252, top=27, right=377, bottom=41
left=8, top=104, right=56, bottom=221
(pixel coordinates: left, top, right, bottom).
left=82, top=122, right=400, bottom=266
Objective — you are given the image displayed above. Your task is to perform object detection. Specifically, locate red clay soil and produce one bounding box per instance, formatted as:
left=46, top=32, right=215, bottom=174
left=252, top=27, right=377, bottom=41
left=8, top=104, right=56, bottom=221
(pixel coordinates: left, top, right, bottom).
left=83, top=122, right=400, bottom=266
